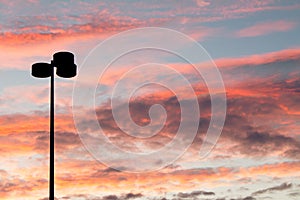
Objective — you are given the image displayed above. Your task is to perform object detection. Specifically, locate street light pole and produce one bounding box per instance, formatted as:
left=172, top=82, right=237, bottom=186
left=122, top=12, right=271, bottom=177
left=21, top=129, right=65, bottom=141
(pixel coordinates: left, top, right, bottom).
left=50, top=66, right=55, bottom=200
left=31, top=52, right=77, bottom=200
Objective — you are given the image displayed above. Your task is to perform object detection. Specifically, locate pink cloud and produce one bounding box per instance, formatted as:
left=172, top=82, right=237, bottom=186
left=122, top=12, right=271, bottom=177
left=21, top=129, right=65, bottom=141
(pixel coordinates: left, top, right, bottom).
left=214, top=48, right=300, bottom=68
left=195, top=0, right=210, bottom=7
left=236, top=20, right=297, bottom=37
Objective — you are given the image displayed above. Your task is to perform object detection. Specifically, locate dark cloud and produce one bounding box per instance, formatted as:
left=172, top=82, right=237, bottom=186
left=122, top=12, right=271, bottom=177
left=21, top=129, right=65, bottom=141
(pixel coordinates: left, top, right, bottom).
left=103, top=167, right=122, bottom=173
left=289, top=192, right=300, bottom=197
left=92, top=76, right=300, bottom=159
left=76, top=63, right=300, bottom=160
left=123, top=193, right=143, bottom=199
left=238, top=131, right=300, bottom=157
left=177, top=190, right=215, bottom=198
left=222, top=96, right=300, bottom=159
left=252, top=182, right=292, bottom=195
left=228, top=197, right=256, bottom=200
left=0, top=174, right=47, bottom=197
left=241, top=197, right=256, bottom=200
left=0, top=182, right=18, bottom=193
left=34, top=131, right=82, bottom=152
left=237, top=178, right=252, bottom=184
left=57, top=193, right=142, bottom=200
left=242, top=197, right=256, bottom=200
left=59, top=194, right=102, bottom=200
left=93, top=105, right=300, bottom=164
left=96, top=95, right=181, bottom=136
left=102, top=195, right=119, bottom=200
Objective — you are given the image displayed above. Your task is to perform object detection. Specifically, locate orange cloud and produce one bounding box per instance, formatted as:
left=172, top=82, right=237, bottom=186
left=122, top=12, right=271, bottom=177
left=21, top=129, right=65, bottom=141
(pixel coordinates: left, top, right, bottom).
left=240, top=161, right=300, bottom=177
left=0, top=113, right=74, bottom=136
left=52, top=161, right=300, bottom=197
left=1, top=156, right=299, bottom=199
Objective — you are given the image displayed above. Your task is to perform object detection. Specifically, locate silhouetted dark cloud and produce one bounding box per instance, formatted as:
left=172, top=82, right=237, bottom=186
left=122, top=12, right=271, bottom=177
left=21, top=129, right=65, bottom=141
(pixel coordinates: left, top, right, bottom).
left=289, top=192, right=300, bottom=197
left=252, top=182, right=292, bottom=195
left=232, top=197, right=256, bottom=200
left=177, top=190, right=215, bottom=198
left=124, top=193, right=143, bottom=199
left=102, top=195, right=119, bottom=200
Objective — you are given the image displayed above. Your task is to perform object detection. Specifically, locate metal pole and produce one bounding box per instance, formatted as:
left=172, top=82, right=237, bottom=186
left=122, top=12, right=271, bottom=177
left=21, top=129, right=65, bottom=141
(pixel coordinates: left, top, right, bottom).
left=50, top=66, right=55, bottom=200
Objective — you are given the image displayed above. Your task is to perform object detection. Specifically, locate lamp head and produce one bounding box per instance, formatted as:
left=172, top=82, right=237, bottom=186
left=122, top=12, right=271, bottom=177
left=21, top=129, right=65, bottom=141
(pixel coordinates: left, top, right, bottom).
left=53, top=52, right=77, bottom=78
left=31, top=63, right=52, bottom=78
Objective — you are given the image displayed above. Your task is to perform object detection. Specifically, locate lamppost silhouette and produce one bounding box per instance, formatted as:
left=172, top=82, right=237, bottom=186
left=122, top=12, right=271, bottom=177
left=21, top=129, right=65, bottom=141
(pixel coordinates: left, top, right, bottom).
left=31, top=52, right=77, bottom=200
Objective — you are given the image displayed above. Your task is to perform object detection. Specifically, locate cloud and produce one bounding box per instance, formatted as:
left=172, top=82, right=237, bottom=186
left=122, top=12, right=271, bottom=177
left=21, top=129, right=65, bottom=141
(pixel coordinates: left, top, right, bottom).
left=4, top=34, right=298, bottom=161
left=51, top=193, right=142, bottom=200
left=289, top=192, right=300, bottom=197
left=1, top=2, right=300, bottom=200
left=0, top=171, right=48, bottom=198
left=2, top=47, right=300, bottom=164
left=177, top=190, right=215, bottom=198
left=35, top=131, right=81, bottom=152
left=252, top=182, right=292, bottom=195
left=221, top=100, right=300, bottom=159
left=102, top=195, right=118, bottom=200
left=214, top=0, right=300, bottom=17
left=215, top=48, right=300, bottom=69
left=72, top=76, right=300, bottom=162
left=236, top=20, right=297, bottom=37
left=123, top=193, right=143, bottom=199
left=2, top=160, right=299, bottom=199
left=0, top=13, right=145, bottom=46
left=92, top=81, right=300, bottom=160
left=239, top=162, right=300, bottom=178
left=211, top=107, right=299, bottom=162
left=195, top=0, right=210, bottom=7
left=230, top=197, right=256, bottom=200
left=2, top=1, right=299, bottom=48
left=0, top=112, right=75, bottom=136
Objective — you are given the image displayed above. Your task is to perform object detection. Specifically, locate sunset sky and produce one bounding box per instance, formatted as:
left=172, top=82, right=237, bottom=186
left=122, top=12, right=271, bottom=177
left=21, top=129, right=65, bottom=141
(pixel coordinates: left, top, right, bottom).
left=1, top=0, right=300, bottom=200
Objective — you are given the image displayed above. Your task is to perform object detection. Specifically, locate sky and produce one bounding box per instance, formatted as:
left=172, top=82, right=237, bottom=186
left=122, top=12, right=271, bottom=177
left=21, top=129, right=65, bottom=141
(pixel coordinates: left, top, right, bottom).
left=0, top=0, right=300, bottom=199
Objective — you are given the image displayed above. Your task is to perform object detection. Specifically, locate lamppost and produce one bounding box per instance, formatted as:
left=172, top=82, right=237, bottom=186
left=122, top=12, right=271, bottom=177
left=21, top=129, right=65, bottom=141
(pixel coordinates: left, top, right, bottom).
left=31, top=52, right=77, bottom=200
